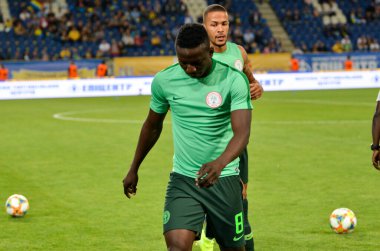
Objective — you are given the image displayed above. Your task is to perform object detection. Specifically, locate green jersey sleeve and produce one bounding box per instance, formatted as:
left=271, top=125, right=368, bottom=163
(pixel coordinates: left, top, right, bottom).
left=230, top=73, right=253, bottom=111
left=150, top=74, right=169, bottom=114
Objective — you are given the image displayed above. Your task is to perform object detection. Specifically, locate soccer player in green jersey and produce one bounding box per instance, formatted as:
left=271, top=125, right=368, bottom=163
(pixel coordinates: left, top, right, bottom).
left=123, top=23, right=252, bottom=251
left=197, top=4, right=263, bottom=251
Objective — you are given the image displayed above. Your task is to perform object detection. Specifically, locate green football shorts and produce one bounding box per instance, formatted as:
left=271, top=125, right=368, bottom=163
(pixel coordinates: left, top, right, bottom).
left=163, top=172, right=245, bottom=248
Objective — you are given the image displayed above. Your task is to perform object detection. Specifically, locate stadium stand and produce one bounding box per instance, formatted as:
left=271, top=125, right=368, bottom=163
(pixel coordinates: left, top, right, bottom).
left=0, top=0, right=283, bottom=61
left=1, top=0, right=379, bottom=61
left=270, top=0, right=380, bottom=53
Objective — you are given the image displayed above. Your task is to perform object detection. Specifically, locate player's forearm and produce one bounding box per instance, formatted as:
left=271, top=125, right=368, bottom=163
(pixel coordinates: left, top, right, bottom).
left=216, top=132, right=250, bottom=167
left=244, top=68, right=257, bottom=84
left=216, top=110, right=251, bottom=167
left=130, top=122, right=163, bottom=172
left=372, top=104, right=380, bottom=145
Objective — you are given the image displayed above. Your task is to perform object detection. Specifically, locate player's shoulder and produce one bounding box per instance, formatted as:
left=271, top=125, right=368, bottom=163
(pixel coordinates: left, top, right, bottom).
left=214, top=59, right=246, bottom=78
left=154, top=63, right=181, bottom=80
left=213, top=59, right=248, bottom=85
left=227, top=41, right=244, bottom=50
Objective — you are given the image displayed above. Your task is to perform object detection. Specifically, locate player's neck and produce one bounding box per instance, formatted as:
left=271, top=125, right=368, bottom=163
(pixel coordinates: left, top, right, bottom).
left=212, top=44, right=227, bottom=53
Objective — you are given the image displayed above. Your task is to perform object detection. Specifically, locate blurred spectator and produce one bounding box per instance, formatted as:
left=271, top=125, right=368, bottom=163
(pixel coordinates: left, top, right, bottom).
left=300, top=42, right=310, bottom=53
left=231, top=26, right=244, bottom=45
left=151, top=31, right=162, bottom=47
left=312, top=40, right=326, bottom=52
left=68, top=61, right=78, bottom=79
left=60, top=47, right=71, bottom=60
left=369, top=38, right=380, bottom=51
left=243, top=29, right=255, bottom=45
left=13, top=19, right=27, bottom=36
left=96, top=60, right=108, bottom=77
left=341, top=35, right=352, bottom=52
left=41, top=49, right=50, bottom=61
left=23, top=49, right=31, bottom=61
left=110, top=39, right=121, bottom=57
left=332, top=40, right=343, bottom=53
left=349, top=9, right=366, bottom=24
left=249, top=10, right=262, bottom=27
left=12, top=49, right=21, bottom=61
left=0, top=64, right=9, bottom=81
left=85, top=49, right=94, bottom=59
left=122, top=29, right=135, bottom=46
left=184, top=11, right=194, bottom=24
left=31, top=49, right=39, bottom=60
left=81, top=23, right=93, bottom=42
left=68, top=26, right=81, bottom=42
left=164, top=28, right=174, bottom=42
left=344, top=55, right=353, bottom=70
left=357, top=35, right=369, bottom=51
left=98, top=39, right=111, bottom=57
left=290, top=55, right=300, bottom=71
left=140, top=26, right=149, bottom=41
left=71, top=48, right=82, bottom=60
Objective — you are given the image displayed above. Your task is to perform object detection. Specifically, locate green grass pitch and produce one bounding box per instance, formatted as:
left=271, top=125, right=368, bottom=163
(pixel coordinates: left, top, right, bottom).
left=1, top=88, right=380, bottom=250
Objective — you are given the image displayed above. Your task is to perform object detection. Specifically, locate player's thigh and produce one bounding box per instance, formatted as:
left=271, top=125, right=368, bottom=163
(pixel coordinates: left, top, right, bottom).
left=205, top=175, right=245, bottom=248
left=163, top=172, right=205, bottom=235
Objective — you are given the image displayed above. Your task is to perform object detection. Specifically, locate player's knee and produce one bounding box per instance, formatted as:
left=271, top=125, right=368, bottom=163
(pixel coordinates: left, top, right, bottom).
left=166, top=240, right=192, bottom=251
left=164, top=230, right=194, bottom=251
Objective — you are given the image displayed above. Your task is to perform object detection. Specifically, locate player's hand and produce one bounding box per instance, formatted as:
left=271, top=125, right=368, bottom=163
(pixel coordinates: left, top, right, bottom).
left=195, top=161, right=224, bottom=188
left=123, top=170, right=138, bottom=198
left=372, top=150, right=380, bottom=171
left=250, top=81, right=263, bottom=100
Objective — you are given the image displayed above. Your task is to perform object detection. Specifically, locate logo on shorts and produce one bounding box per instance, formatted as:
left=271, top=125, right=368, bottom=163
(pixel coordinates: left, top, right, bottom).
left=233, top=234, right=244, bottom=241
left=234, top=60, right=243, bottom=71
left=163, top=210, right=170, bottom=224
left=206, top=92, right=222, bottom=108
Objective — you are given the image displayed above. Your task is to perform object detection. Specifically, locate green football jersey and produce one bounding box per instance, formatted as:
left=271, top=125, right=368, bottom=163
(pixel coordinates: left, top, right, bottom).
left=212, top=42, right=244, bottom=72
left=150, top=59, right=252, bottom=178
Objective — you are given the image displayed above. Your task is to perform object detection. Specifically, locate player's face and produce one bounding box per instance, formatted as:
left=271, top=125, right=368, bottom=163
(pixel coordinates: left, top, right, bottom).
left=176, top=44, right=213, bottom=78
left=204, top=11, right=229, bottom=47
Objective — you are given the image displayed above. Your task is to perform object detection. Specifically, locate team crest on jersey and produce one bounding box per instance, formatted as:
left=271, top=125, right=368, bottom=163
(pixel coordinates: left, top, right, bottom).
left=234, top=60, right=243, bottom=71
left=206, top=91, right=222, bottom=108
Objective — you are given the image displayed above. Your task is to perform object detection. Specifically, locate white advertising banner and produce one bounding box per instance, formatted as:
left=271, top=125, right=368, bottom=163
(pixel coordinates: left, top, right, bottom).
left=257, top=70, right=380, bottom=91
left=0, top=77, right=152, bottom=100
left=0, top=71, right=380, bottom=100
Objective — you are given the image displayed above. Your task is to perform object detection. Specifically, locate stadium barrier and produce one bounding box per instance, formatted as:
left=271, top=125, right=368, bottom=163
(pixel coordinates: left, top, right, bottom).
left=4, top=60, right=102, bottom=80
left=113, top=53, right=291, bottom=76
left=1, top=70, right=379, bottom=100
left=295, top=52, right=380, bottom=72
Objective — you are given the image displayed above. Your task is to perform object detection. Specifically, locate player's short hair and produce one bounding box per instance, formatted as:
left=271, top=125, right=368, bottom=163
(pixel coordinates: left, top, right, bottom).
left=175, top=23, right=209, bottom=49
left=203, top=4, right=227, bottom=23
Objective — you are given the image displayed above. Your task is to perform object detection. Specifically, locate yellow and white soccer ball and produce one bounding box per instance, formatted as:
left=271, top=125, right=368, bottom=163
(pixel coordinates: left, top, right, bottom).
left=329, top=208, right=357, bottom=234
left=5, top=194, right=29, bottom=217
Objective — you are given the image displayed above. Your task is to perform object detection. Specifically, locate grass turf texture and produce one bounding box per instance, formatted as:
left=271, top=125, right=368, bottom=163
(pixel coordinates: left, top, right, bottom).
left=1, top=88, right=379, bottom=250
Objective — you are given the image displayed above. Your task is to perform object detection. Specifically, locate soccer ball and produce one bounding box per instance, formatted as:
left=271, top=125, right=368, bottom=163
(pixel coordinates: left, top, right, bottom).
left=5, top=194, right=29, bottom=217
left=329, top=208, right=357, bottom=234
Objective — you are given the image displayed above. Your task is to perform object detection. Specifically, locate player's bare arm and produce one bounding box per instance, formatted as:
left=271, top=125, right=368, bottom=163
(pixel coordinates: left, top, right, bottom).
left=123, top=109, right=167, bottom=197
left=238, top=45, right=263, bottom=100
left=371, top=101, right=380, bottom=170
left=196, top=109, right=251, bottom=187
